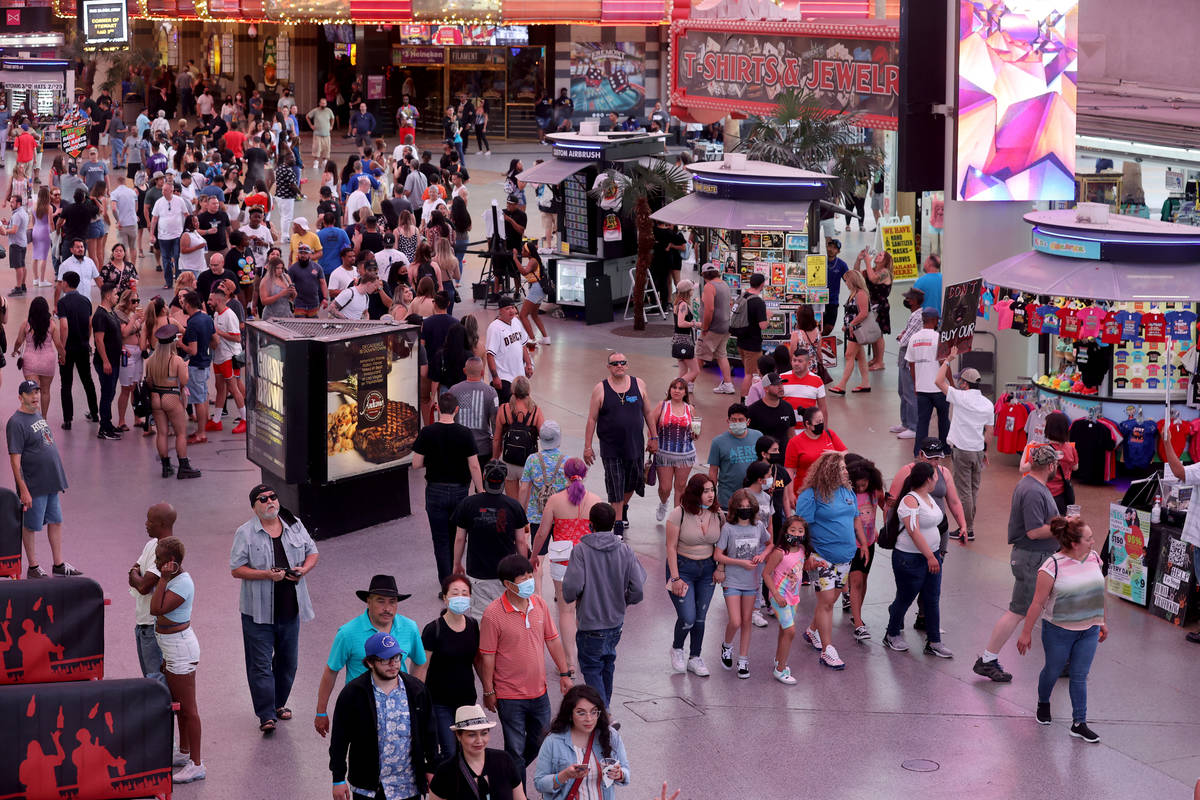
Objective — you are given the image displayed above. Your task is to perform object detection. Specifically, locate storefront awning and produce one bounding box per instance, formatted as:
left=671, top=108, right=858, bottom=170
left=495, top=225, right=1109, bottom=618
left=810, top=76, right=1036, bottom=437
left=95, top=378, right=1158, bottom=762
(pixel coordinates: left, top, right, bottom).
left=516, top=159, right=591, bottom=185
left=651, top=193, right=812, bottom=231
left=981, top=250, right=1200, bottom=302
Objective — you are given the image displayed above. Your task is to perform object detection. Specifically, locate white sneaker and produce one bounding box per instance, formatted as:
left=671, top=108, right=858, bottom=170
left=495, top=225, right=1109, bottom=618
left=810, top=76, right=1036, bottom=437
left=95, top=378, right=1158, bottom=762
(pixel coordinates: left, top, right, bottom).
left=883, top=633, right=910, bottom=652
left=773, top=663, right=797, bottom=685
left=803, top=627, right=823, bottom=651
left=172, top=749, right=191, bottom=767
left=896, top=429, right=916, bottom=439
left=751, top=609, right=769, bottom=628
left=670, top=647, right=686, bottom=673
left=173, top=761, right=207, bottom=783
left=888, top=424, right=906, bottom=433
left=540, top=336, right=551, bottom=345
left=819, top=645, right=845, bottom=670
left=686, top=656, right=710, bottom=676
left=656, top=502, right=669, bottom=521
left=713, top=382, right=736, bottom=394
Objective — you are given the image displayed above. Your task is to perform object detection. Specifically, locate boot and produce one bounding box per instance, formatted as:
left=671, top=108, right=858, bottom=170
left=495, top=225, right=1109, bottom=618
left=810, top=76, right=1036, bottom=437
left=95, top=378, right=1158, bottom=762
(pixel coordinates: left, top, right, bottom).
left=176, top=458, right=201, bottom=480
left=161, top=457, right=175, bottom=478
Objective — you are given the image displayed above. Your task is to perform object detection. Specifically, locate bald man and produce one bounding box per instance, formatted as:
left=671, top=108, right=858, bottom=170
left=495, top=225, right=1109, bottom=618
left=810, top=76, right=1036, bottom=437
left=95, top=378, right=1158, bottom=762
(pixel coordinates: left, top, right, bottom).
left=128, top=502, right=177, bottom=684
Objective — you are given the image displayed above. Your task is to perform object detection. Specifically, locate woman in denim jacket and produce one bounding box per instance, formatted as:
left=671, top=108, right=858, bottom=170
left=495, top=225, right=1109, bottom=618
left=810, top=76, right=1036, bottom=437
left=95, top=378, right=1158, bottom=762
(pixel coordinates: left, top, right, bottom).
left=534, top=686, right=630, bottom=800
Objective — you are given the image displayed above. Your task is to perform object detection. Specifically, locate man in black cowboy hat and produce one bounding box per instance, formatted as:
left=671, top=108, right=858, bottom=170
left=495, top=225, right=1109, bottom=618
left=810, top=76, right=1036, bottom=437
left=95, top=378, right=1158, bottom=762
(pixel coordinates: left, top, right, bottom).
left=314, top=574, right=426, bottom=738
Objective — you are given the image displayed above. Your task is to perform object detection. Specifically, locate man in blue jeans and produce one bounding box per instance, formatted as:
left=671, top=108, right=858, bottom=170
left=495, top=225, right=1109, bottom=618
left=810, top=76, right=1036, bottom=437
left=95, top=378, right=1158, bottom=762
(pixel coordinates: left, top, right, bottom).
left=150, top=177, right=188, bottom=290
left=128, top=502, right=176, bottom=685
left=230, top=484, right=320, bottom=733
left=906, top=308, right=951, bottom=456
left=562, top=502, right=646, bottom=707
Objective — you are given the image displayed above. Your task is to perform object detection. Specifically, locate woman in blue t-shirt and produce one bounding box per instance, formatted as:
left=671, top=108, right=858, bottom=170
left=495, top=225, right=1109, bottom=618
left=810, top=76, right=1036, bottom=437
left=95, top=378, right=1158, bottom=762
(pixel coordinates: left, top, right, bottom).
left=795, top=451, right=869, bottom=671
left=150, top=535, right=205, bottom=783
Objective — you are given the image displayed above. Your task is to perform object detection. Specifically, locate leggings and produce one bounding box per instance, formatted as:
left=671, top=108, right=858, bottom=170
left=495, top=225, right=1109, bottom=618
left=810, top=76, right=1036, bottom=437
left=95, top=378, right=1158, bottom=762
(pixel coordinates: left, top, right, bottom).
left=475, top=125, right=489, bottom=152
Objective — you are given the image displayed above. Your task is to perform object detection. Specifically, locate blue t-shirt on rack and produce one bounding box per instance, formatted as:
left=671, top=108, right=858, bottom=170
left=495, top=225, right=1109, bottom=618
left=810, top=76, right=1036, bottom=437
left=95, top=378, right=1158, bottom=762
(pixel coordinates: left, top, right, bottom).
left=1037, top=306, right=1060, bottom=335
left=1117, top=418, right=1159, bottom=469
left=1165, top=309, right=1197, bottom=341
left=1115, top=311, right=1143, bottom=342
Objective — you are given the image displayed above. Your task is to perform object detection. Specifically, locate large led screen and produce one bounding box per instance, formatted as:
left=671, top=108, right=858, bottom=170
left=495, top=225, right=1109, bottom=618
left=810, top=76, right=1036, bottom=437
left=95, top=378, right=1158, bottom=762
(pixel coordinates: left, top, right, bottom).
left=956, top=0, right=1077, bottom=201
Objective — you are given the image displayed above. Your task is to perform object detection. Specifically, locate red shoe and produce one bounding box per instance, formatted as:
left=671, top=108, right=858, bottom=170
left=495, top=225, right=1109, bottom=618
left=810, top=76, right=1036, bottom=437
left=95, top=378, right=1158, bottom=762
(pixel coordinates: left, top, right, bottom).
left=186, top=434, right=207, bottom=445
left=204, top=420, right=223, bottom=432
left=232, top=420, right=246, bottom=434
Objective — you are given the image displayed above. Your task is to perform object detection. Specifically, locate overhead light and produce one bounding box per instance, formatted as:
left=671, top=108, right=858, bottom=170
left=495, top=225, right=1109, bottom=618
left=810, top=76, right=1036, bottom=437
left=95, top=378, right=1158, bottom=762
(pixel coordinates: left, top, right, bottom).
left=248, top=23, right=257, bottom=38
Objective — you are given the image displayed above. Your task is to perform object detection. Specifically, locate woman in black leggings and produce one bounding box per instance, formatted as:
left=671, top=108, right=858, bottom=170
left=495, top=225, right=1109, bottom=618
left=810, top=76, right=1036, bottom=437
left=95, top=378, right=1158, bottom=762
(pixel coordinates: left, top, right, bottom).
left=473, top=103, right=490, bottom=154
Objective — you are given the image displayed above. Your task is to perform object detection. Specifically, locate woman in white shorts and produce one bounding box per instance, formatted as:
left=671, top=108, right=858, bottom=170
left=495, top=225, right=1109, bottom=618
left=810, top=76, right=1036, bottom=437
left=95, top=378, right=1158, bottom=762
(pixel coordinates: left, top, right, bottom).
left=530, top=458, right=602, bottom=676
left=115, top=289, right=146, bottom=432
left=150, top=536, right=205, bottom=784
left=515, top=243, right=550, bottom=344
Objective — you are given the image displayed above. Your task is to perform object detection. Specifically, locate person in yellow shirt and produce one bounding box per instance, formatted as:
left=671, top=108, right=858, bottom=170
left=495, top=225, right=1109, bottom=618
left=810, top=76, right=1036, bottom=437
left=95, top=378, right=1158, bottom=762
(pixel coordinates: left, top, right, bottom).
left=289, top=218, right=322, bottom=264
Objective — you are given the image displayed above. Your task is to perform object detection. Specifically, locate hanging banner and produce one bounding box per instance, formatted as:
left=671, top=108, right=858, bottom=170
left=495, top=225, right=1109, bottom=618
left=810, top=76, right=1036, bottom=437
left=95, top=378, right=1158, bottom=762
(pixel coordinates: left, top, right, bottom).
left=937, top=278, right=982, bottom=360
left=669, top=19, right=900, bottom=130
left=0, top=577, right=105, bottom=684
left=1107, top=503, right=1150, bottom=607
left=879, top=216, right=917, bottom=280
left=570, top=41, right=646, bottom=116
left=0, top=679, right=173, bottom=800
left=262, top=35, right=278, bottom=87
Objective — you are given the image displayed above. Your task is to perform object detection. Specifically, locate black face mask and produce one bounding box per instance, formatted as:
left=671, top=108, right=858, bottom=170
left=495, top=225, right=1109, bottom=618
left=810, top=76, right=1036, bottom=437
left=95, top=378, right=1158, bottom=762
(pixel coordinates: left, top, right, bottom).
left=811, top=422, right=825, bottom=436
left=735, top=506, right=756, bottom=521
left=784, top=534, right=804, bottom=548
left=768, top=452, right=784, bottom=465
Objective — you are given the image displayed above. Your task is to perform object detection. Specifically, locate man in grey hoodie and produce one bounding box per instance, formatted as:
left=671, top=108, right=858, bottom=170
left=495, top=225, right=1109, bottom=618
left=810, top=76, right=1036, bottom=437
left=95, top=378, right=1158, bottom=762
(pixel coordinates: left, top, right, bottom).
left=561, top=503, right=647, bottom=707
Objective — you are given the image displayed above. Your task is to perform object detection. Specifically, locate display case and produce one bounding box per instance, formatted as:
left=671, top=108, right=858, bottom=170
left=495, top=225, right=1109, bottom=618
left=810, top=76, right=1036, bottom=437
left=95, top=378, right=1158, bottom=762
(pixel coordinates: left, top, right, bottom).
left=554, top=258, right=590, bottom=306
left=246, top=319, right=421, bottom=538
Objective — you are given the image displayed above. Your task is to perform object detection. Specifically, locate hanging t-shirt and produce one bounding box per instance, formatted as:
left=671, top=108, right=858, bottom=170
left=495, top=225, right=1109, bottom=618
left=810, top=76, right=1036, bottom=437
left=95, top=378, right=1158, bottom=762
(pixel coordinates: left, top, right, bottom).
left=1024, top=303, right=1044, bottom=334
left=1141, top=312, right=1167, bottom=343
left=1037, top=305, right=1060, bottom=335
left=1100, top=312, right=1122, bottom=344
left=1114, top=364, right=1129, bottom=378
left=1114, top=377, right=1130, bottom=389
left=1165, top=309, right=1197, bottom=341
left=1076, top=307, right=1106, bottom=339
left=994, top=298, right=1014, bottom=330
left=1157, top=419, right=1190, bottom=462
left=1115, top=310, right=1143, bottom=342
left=1069, top=418, right=1116, bottom=485
left=1025, top=406, right=1052, bottom=445
left=1075, top=341, right=1112, bottom=388
left=1131, top=377, right=1145, bottom=389
left=995, top=401, right=1029, bottom=454
left=1189, top=419, right=1200, bottom=463
left=1010, top=301, right=1028, bottom=334
left=1058, top=308, right=1082, bottom=340
left=1118, top=418, right=1158, bottom=469
left=1146, top=349, right=1163, bottom=364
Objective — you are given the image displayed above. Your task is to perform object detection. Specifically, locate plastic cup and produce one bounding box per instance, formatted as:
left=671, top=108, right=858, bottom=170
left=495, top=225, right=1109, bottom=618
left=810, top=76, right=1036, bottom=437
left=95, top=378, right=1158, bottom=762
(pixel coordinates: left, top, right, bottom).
left=1066, top=504, right=1081, bottom=518
left=691, top=418, right=702, bottom=438
left=600, top=758, right=621, bottom=779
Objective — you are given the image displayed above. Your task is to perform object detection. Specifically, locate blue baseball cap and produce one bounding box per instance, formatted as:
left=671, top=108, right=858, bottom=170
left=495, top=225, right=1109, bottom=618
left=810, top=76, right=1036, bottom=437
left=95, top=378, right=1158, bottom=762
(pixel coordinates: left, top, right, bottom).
left=365, top=632, right=403, bottom=660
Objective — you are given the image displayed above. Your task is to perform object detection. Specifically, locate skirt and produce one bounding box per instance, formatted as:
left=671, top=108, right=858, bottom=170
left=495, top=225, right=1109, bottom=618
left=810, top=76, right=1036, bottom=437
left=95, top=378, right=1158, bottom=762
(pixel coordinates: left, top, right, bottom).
left=155, top=627, right=200, bottom=675
left=655, top=449, right=696, bottom=468
left=119, top=344, right=144, bottom=387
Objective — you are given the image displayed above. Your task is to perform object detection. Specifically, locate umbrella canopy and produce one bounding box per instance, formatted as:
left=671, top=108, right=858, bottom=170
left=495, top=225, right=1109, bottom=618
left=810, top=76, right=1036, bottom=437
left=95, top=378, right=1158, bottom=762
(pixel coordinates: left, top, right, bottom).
left=651, top=194, right=813, bottom=231
left=980, top=250, right=1200, bottom=302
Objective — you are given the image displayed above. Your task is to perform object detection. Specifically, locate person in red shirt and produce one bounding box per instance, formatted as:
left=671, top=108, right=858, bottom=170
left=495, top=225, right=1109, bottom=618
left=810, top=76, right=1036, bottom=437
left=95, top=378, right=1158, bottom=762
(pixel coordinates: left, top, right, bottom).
left=14, top=123, right=36, bottom=177
left=784, top=406, right=846, bottom=500
left=779, top=348, right=828, bottom=428
left=224, top=121, right=247, bottom=160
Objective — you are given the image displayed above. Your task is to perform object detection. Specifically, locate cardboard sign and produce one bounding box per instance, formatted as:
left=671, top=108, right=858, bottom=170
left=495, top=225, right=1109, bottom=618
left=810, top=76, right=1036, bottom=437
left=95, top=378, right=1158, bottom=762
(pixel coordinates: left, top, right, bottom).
left=0, top=577, right=105, bottom=684
left=1149, top=532, right=1199, bottom=626
left=937, top=278, right=982, bottom=360
left=880, top=218, right=918, bottom=280
left=59, top=124, right=87, bottom=160
left=0, top=679, right=172, bottom=800
left=805, top=254, right=826, bottom=288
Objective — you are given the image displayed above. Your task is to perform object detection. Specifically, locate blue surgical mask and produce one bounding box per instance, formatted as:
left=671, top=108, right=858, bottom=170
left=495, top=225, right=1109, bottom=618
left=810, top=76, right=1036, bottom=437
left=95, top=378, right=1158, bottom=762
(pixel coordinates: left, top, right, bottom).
left=447, top=596, right=471, bottom=615
left=515, top=578, right=536, bottom=599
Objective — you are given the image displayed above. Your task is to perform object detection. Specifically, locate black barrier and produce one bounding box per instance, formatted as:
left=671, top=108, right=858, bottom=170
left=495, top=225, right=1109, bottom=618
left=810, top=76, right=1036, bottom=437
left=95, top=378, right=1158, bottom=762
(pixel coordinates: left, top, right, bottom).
left=0, top=577, right=104, bottom=684
left=0, top=678, right=173, bottom=800
left=0, top=488, right=20, bottom=579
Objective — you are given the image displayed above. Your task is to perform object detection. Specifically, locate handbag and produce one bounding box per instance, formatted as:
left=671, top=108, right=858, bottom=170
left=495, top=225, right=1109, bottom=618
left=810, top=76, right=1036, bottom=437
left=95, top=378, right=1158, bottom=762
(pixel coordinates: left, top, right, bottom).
left=564, top=728, right=598, bottom=800
left=851, top=310, right=882, bottom=345
left=671, top=333, right=694, bottom=361
left=1057, top=463, right=1076, bottom=507
left=645, top=453, right=657, bottom=486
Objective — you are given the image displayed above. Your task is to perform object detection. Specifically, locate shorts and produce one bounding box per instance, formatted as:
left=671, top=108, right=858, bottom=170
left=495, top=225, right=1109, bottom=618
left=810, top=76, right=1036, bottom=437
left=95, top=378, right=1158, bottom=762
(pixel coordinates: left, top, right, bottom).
left=696, top=330, right=729, bottom=362
left=156, top=627, right=200, bottom=675
left=549, top=559, right=569, bottom=582
left=213, top=359, right=234, bottom=380
left=119, top=344, right=144, bottom=387
left=187, top=365, right=211, bottom=404
left=294, top=306, right=319, bottom=318
left=770, top=598, right=799, bottom=630
left=536, top=116, right=552, bottom=131
left=8, top=243, right=24, bottom=270
left=601, top=456, right=643, bottom=503
left=870, top=193, right=884, bottom=211
left=850, top=542, right=875, bottom=574
left=811, top=557, right=850, bottom=592
left=1008, top=547, right=1047, bottom=615
left=23, top=493, right=62, bottom=531
left=525, top=280, right=546, bottom=305
left=723, top=587, right=758, bottom=597
left=503, top=461, right=522, bottom=482
left=86, top=220, right=107, bottom=239
left=654, top=449, right=695, bottom=468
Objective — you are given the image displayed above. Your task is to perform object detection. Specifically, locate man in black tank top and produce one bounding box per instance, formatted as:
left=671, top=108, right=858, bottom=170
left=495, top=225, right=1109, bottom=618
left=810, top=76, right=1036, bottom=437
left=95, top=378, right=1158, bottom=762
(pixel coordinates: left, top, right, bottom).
left=582, top=353, right=659, bottom=537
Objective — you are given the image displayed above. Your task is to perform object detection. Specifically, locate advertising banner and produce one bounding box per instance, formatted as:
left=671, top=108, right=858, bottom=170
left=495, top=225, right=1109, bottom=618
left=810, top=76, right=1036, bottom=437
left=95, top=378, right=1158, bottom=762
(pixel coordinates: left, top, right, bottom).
left=570, top=42, right=646, bottom=116
left=0, top=488, right=18, bottom=579
left=1107, top=503, right=1150, bottom=606
left=937, top=278, right=983, bottom=360
left=955, top=0, right=1078, bottom=201
left=78, top=0, right=129, bottom=51
left=805, top=253, right=826, bottom=288
left=412, top=0, right=498, bottom=21
left=879, top=217, right=917, bottom=279
left=58, top=119, right=87, bottom=160
left=325, top=331, right=420, bottom=482
left=0, top=577, right=104, bottom=684
left=0, top=679, right=173, bottom=800
left=246, top=328, right=289, bottom=478
left=1149, top=533, right=1199, bottom=626
left=669, top=19, right=900, bottom=129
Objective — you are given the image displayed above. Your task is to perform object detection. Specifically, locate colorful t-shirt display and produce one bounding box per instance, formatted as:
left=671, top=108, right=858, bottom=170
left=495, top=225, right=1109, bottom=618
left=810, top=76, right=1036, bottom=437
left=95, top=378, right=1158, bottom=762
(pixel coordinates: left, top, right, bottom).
left=1166, top=309, right=1197, bottom=341
left=1076, top=306, right=1106, bottom=338
left=1141, top=312, right=1167, bottom=343
left=1115, top=310, right=1143, bottom=342
left=1100, top=311, right=1122, bottom=344
left=1037, top=305, right=1060, bottom=335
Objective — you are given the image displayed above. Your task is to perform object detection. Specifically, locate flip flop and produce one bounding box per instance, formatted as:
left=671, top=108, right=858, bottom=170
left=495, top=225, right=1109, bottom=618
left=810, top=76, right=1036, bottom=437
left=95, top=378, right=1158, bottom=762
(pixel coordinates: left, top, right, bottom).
left=260, top=719, right=276, bottom=734
left=186, top=434, right=208, bottom=445
left=852, top=386, right=872, bottom=393
left=117, top=424, right=130, bottom=432
left=275, top=707, right=293, bottom=720
left=828, top=387, right=846, bottom=395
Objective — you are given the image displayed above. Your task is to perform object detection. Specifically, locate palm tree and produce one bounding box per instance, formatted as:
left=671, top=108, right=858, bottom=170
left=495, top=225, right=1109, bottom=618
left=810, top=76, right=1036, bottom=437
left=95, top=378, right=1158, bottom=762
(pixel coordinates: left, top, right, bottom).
left=592, top=160, right=689, bottom=330
left=735, top=89, right=884, bottom=248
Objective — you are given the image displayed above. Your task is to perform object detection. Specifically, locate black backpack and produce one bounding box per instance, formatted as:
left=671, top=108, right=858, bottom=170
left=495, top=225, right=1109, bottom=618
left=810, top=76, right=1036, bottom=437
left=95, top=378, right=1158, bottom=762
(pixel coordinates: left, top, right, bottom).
left=501, top=403, right=539, bottom=466
left=877, top=505, right=901, bottom=550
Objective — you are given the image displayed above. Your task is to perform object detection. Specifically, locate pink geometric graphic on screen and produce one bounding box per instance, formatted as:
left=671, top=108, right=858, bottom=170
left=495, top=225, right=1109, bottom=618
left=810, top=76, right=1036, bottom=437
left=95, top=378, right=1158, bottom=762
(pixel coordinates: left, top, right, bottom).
left=956, top=0, right=1078, bottom=201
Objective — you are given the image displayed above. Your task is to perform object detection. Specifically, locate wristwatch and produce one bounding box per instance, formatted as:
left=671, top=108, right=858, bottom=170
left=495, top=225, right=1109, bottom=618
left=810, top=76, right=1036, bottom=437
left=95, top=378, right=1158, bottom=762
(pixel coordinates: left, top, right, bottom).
left=559, top=670, right=574, bottom=678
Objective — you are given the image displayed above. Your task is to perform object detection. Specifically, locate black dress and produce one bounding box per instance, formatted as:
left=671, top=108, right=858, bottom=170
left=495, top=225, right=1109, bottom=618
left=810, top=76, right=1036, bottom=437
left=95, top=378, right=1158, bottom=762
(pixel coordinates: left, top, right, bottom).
left=429, top=749, right=522, bottom=800
left=866, top=275, right=892, bottom=334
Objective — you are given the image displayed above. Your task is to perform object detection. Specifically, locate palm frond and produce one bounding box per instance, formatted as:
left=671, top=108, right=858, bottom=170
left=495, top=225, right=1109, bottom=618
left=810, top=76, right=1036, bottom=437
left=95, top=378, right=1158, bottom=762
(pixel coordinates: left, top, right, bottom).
left=590, top=159, right=690, bottom=218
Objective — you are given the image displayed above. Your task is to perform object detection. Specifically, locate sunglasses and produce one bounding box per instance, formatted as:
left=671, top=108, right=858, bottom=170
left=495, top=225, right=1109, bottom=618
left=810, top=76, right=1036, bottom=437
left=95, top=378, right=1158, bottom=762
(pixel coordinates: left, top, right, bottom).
left=255, top=492, right=278, bottom=504
left=608, top=360, right=627, bottom=367
left=131, top=298, right=140, bottom=304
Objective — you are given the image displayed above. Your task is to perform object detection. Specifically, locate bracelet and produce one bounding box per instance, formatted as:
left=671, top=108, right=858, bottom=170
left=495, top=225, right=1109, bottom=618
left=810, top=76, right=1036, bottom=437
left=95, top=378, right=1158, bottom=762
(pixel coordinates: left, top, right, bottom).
left=483, top=690, right=496, bottom=697
left=332, top=781, right=346, bottom=786
left=649, top=436, right=658, bottom=440
left=315, top=712, right=327, bottom=717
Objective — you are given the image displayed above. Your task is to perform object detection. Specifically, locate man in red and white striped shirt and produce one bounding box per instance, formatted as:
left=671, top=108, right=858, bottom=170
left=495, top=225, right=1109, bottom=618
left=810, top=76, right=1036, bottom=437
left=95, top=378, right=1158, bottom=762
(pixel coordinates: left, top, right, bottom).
left=779, top=347, right=827, bottom=428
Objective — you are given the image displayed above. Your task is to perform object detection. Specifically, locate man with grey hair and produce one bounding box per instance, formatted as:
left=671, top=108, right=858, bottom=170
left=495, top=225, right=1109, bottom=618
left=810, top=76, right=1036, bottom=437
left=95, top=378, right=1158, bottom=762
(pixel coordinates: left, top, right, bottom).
left=973, top=443, right=1062, bottom=682
left=344, top=176, right=372, bottom=227
left=449, top=357, right=499, bottom=464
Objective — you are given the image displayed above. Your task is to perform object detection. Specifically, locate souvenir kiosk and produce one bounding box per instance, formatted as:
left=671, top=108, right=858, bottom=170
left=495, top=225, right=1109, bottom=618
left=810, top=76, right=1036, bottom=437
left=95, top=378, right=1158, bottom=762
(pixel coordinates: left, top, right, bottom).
left=516, top=126, right=668, bottom=322
left=244, top=319, right=421, bottom=538
left=650, top=155, right=835, bottom=355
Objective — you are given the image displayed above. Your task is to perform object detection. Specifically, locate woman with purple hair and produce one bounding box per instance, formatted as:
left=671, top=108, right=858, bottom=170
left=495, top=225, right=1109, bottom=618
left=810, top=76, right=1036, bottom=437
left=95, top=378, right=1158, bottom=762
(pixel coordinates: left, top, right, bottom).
left=531, top=457, right=603, bottom=675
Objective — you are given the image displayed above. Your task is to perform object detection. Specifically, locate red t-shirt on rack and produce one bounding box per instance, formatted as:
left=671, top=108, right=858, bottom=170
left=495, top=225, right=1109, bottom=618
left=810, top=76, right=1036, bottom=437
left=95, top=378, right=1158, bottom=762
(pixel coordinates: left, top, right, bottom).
left=995, top=401, right=1030, bottom=454
left=1059, top=308, right=1082, bottom=340
left=1100, top=311, right=1122, bottom=344
left=1025, top=304, right=1045, bottom=335
left=1142, top=312, right=1167, bottom=342
left=1158, top=419, right=1191, bottom=462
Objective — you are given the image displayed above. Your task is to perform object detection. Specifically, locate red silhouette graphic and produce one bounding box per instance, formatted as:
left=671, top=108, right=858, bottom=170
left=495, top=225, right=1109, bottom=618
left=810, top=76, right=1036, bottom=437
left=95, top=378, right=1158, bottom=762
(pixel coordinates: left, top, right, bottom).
left=18, top=730, right=64, bottom=800
left=17, top=619, right=64, bottom=683
left=71, top=728, right=127, bottom=798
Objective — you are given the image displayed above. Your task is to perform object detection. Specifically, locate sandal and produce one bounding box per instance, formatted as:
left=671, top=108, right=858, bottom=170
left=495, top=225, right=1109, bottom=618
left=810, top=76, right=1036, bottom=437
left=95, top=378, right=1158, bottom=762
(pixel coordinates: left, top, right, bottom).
left=186, top=434, right=208, bottom=445
left=275, top=707, right=293, bottom=720
left=828, top=387, right=846, bottom=395
left=260, top=719, right=276, bottom=734
left=851, top=386, right=872, bottom=393
left=117, top=424, right=130, bottom=432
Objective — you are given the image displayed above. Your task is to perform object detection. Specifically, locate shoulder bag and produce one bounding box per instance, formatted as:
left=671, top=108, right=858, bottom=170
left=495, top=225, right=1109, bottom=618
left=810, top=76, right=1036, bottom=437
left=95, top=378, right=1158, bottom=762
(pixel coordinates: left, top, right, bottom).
left=564, top=728, right=599, bottom=800
left=671, top=305, right=695, bottom=360
left=851, top=307, right=882, bottom=345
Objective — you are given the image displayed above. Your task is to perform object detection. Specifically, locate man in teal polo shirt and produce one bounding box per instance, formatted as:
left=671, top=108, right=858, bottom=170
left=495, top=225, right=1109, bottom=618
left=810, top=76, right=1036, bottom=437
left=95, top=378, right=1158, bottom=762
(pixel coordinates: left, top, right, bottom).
left=313, top=574, right=426, bottom=736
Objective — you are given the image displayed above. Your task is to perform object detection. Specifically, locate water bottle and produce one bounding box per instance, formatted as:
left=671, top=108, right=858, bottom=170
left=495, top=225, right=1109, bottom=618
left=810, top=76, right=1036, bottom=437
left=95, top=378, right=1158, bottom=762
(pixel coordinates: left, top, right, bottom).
left=1151, top=495, right=1162, bottom=524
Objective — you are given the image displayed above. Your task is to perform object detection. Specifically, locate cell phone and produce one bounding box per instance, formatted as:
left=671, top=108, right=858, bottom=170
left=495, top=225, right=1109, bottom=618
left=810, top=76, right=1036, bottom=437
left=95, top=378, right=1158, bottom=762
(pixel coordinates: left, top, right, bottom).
left=284, top=567, right=302, bottom=578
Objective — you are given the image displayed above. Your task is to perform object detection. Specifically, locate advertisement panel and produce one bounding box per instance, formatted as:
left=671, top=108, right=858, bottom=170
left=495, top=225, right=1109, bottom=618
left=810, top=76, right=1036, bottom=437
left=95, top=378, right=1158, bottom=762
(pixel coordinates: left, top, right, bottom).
left=325, top=331, right=420, bottom=482
left=669, top=19, right=900, bottom=130
left=570, top=42, right=646, bottom=116
left=246, top=328, right=289, bottom=478
left=1107, top=503, right=1150, bottom=606
left=937, top=279, right=982, bottom=360
left=78, top=0, right=129, bottom=51
left=955, top=0, right=1078, bottom=201
left=411, top=0, right=499, bottom=21
left=0, top=578, right=104, bottom=684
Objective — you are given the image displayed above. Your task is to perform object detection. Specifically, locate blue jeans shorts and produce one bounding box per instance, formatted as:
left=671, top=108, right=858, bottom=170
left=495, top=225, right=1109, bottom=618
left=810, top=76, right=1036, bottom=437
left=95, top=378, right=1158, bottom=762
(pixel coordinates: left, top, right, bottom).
left=187, top=365, right=211, bottom=404
left=723, top=587, right=758, bottom=597
left=24, top=493, right=63, bottom=531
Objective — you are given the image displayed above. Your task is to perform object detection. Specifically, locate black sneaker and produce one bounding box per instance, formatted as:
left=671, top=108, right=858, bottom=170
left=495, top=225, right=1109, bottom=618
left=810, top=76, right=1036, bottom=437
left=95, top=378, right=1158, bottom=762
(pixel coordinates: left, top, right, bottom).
left=972, top=656, right=1013, bottom=682
left=1036, top=703, right=1052, bottom=725
left=1070, top=722, right=1100, bottom=743
left=60, top=421, right=71, bottom=430
left=950, top=531, right=966, bottom=542
left=84, top=412, right=100, bottom=424
left=1186, top=630, right=1200, bottom=644
left=720, top=643, right=733, bottom=670
left=27, top=564, right=49, bottom=578
left=967, top=531, right=976, bottom=541
left=52, top=562, right=83, bottom=576
left=841, top=593, right=851, bottom=612
left=97, top=430, right=122, bottom=440
left=914, top=614, right=926, bottom=631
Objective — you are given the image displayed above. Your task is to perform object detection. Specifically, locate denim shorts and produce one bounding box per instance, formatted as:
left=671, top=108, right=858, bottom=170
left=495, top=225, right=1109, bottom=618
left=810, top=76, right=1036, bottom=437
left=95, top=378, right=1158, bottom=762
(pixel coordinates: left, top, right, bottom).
left=187, top=365, right=211, bottom=404
left=525, top=280, right=546, bottom=305
left=723, top=587, right=759, bottom=597
left=24, top=493, right=63, bottom=531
